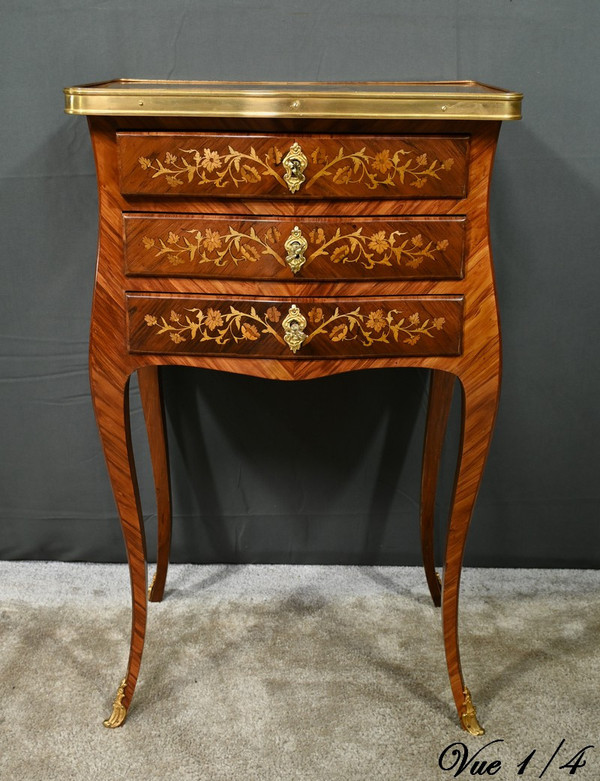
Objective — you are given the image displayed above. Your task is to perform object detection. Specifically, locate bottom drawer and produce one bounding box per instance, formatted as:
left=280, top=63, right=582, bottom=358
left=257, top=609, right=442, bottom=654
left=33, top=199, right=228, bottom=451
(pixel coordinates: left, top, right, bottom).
left=127, top=294, right=463, bottom=358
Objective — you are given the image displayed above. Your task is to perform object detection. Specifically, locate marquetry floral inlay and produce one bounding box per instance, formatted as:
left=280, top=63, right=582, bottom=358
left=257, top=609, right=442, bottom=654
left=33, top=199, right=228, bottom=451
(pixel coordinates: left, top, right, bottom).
left=137, top=144, right=455, bottom=191
left=140, top=226, right=450, bottom=271
left=307, top=227, right=450, bottom=270
left=143, top=306, right=283, bottom=346
left=141, top=226, right=283, bottom=268
left=143, top=305, right=447, bottom=350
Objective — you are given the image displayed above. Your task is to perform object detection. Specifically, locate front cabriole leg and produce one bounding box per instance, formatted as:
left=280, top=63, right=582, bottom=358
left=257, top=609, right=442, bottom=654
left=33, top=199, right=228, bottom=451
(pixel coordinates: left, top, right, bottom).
left=442, top=356, right=501, bottom=736
left=90, top=344, right=148, bottom=729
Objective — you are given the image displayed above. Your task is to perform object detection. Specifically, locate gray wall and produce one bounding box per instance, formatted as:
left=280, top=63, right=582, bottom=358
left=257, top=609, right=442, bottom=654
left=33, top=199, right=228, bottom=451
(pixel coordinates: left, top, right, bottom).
left=1, top=1, right=599, bottom=567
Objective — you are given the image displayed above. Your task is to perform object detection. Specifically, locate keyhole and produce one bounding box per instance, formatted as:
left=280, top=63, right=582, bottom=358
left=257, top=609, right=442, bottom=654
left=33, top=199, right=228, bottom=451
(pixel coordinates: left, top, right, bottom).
left=288, top=241, right=302, bottom=258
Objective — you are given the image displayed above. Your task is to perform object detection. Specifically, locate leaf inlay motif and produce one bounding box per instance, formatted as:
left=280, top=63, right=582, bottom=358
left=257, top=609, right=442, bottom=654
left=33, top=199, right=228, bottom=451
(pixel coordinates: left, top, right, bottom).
left=142, top=305, right=447, bottom=351
left=140, top=225, right=451, bottom=272
left=137, top=144, right=455, bottom=192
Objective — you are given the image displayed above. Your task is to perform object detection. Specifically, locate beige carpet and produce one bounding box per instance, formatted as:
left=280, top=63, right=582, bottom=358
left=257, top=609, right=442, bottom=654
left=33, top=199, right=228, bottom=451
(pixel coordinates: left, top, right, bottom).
left=1, top=563, right=599, bottom=780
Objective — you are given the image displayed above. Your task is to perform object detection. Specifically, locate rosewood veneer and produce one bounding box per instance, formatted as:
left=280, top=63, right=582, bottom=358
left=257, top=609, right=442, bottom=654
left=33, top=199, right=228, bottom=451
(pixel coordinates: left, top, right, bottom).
left=64, top=79, right=522, bottom=734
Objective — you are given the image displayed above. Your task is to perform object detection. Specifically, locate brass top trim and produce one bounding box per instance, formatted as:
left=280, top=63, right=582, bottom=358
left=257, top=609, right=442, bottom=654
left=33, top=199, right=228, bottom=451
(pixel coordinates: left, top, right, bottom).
left=64, top=80, right=522, bottom=120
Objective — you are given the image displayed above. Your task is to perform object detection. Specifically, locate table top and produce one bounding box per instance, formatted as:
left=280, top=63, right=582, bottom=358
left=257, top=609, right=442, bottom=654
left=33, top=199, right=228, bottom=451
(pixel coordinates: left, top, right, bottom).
left=64, top=79, right=522, bottom=120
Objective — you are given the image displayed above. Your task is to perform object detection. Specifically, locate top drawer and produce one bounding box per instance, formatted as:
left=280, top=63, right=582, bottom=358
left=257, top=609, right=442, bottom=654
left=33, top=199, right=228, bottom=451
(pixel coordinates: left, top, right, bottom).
left=117, top=133, right=469, bottom=200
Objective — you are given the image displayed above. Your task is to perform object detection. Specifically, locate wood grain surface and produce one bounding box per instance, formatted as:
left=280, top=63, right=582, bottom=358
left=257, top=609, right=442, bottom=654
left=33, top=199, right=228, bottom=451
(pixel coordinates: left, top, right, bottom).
left=123, top=214, right=465, bottom=281
left=118, top=132, right=469, bottom=199
left=127, top=294, right=464, bottom=358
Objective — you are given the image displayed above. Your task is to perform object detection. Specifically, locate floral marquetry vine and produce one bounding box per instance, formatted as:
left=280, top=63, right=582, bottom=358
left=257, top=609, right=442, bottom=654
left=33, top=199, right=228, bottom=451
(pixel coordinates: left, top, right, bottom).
left=143, top=306, right=283, bottom=346
left=140, top=225, right=452, bottom=272
left=138, top=146, right=285, bottom=189
left=308, top=146, right=455, bottom=190
left=137, top=143, right=455, bottom=192
left=304, top=306, right=447, bottom=347
left=307, top=227, right=450, bottom=270
left=141, top=226, right=283, bottom=268
left=142, top=304, right=447, bottom=352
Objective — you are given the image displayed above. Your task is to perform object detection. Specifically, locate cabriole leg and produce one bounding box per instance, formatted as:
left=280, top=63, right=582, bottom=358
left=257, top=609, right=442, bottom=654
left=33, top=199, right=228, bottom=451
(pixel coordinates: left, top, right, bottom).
left=442, top=367, right=500, bottom=736
left=138, top=366, right=172, bottom=603
left=420, top=369, right=455, bottom=607
left=90, top=354, right=148, bottom=728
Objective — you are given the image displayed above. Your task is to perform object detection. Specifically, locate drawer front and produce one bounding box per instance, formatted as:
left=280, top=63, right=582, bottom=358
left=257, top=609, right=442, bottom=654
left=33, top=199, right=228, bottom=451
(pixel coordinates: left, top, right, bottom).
left=127, top=294, right=463, bottom=358
left=118, top=133, right=469, bottom=200
left=124, top=214, right=465, bottom=281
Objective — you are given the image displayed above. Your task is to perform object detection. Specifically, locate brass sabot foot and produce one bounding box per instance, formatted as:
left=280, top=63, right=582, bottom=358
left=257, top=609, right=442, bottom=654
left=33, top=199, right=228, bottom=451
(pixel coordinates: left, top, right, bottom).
left=435, top=571, right=442, bottom=588
left=460, top=687, right=484, bottom=736
left=103, top=677, right=128, bottom=728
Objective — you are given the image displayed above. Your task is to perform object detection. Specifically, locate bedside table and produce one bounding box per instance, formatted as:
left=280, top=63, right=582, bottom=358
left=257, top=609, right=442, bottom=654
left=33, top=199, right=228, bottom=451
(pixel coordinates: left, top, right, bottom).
left=64, top=79, right=522, bottom=734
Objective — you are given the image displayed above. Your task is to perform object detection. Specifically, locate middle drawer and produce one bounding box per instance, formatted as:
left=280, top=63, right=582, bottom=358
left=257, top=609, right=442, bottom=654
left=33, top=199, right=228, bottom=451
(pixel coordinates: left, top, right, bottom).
left=123, top=214, right=465, bottom=281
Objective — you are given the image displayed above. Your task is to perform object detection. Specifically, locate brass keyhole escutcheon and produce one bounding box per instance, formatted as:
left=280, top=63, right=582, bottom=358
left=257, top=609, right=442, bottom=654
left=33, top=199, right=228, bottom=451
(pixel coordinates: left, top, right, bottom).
left=282, top=304, right=307, bottom=354
left=284, top=226, right=308, bottom=274
left=282, top=142, right=308, bottom=193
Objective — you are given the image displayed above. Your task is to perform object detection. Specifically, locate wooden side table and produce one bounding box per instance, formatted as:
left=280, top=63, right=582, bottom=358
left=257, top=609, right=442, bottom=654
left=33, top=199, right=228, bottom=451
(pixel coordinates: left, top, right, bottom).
left=64, top=80, right=522, bottom=733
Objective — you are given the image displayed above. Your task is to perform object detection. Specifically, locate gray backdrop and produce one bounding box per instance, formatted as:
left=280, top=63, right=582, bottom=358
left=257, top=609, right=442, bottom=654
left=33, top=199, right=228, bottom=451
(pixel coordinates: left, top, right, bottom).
left=1, top=1, right=599, bottom=567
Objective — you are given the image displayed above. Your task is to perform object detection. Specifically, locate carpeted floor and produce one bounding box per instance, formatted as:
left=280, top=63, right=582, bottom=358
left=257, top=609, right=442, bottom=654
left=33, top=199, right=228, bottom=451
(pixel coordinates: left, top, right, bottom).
left=1, top=563, right=599, bottom=780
